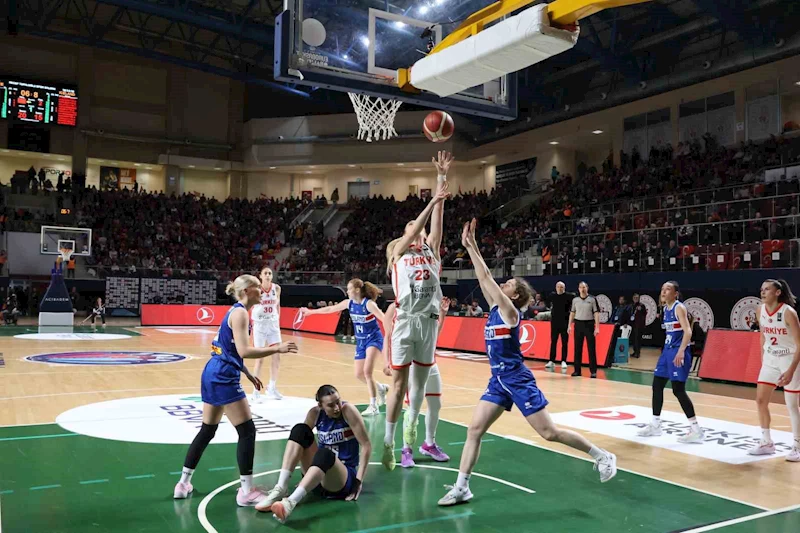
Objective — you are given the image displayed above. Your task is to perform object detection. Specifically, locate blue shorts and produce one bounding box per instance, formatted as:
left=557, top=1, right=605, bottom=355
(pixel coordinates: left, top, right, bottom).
left=355, top=334, right=383, bottom=361
left=316, top=465, right=357, bottom=500
left=200, top=357, right=246, bottom=406
left=480, top=366, right=548, bottom=417
left=654, top=346, right=692, bottom=383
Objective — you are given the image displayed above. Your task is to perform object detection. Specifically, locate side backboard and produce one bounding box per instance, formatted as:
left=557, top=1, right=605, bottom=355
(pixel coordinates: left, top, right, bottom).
left=274, top=0, right=517, bottom=120
left=41, top=226, right=92, bottom=256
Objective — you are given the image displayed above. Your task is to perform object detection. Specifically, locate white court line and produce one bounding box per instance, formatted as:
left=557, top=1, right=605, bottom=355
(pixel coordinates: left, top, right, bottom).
left=439, top=416, right=769, bottom=512
left=679, top=503, right=800, bottom=532
left=0, top=491, right=3, bottom=533
left=0, top=364, right=328, bottom=376
left=197, top=463, right=535, bottom=533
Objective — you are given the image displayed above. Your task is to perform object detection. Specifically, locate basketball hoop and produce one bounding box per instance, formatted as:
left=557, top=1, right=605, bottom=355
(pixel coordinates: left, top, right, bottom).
left=348, top=93, right=403, bottom=142
left=58, top=246, right=74, bottom=265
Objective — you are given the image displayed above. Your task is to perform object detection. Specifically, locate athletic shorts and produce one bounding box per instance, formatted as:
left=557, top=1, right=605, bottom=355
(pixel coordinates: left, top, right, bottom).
left=253, top=327, right=281, bottom=348
left=391, top=313, right=438, bottom=368
left=758, top=353, right=800, bottom=392
left=654, top=346, right=692, bottom=383
left=480, top=366, right=548, bottom=417
left=355, top=333, right=383, bottom=361
left=200, top=357, right=246, bottom=406
left=316, top=465, right=357, bottom=500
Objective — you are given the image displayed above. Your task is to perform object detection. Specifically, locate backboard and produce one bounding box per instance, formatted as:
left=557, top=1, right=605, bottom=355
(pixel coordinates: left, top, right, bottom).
left=41, top=225, right=92, bottom=256
left=274, top=0, right=517, bottom=120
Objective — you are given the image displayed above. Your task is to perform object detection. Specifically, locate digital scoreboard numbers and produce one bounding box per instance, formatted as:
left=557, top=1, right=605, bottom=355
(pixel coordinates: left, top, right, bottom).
left=0, top=79, right=78, bottom=127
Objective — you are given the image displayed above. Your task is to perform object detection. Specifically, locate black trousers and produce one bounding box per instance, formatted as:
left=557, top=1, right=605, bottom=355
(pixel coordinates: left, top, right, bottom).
left=573, top=321, right=597, bottom=375
left=631, top=326, right=643, bottom=356
left=550, top=323, right=568, bottom=362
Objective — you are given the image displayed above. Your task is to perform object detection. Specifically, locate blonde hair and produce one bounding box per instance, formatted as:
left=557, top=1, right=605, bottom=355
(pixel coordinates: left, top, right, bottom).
left=225, top=274, right=260, bottom=301
left=386, top=238, right=402, bottom=278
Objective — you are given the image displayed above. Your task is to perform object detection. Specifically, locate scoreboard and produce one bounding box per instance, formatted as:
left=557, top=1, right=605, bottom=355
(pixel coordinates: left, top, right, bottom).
left=0, top=78, right=78, bottom=127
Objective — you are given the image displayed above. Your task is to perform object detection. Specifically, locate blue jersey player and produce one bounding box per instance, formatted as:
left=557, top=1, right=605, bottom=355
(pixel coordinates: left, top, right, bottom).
left=439, top=219, right=618, bottom=507
left=637, top=281, right=705, bottom=443
left=255, top=384, right=372, bottom=523
left=173, top=275, right=297, bottom=507
left=301, top=279, right=389, bottom=416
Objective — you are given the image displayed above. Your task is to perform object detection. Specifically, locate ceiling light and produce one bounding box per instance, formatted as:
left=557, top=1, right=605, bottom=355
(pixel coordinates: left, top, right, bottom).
left=592, top=130, right=603, bottom=134
left=397, top=163, right=404, bottom=166
left=549, top=141, right=559, bottom=145
left=414, top=169, right=421, bottom=172
left=480, top=160, right=487, bottom=163
left=305, top=171, right=312, bottom=174
left=269, top=166, right=277, bottom=170
left=348, top=164, right=356, bottom=168
left=146, top=167, right=153, bottom=170
left=394, top=21, right=406, bottom=28
left=419, top=5, right=429, bottom=14
left=188, top=165, right=195, bottom=168
left=2, top=149, right=9, bottom=153
left=796, top=81, right=800, bottom=86
left=360, top=36, right=370, bottom=47
left=134, top=163, right=141, bottom=166
left=214, top=167, right=223, bottom=170
left=343, top=54, right=349, bottom=60
left=111, top=162, right=118, bottom=165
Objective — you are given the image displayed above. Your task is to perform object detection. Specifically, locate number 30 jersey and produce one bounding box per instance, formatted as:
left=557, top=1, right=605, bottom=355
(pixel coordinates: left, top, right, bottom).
left=392, top=243, right=442, bottom=317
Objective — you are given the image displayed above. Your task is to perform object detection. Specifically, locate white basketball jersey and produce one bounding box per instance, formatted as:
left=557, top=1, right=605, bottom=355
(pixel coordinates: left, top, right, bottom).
left=252, top=285, right=279, bottom=330
left=760, top=303, right=796, bottom=357
left=392, top=243, right=442, bottom=316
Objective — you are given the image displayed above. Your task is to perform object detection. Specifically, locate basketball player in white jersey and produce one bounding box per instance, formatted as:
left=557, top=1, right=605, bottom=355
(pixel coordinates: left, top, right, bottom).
left=383, top=239, right=450, bottom=467
left=382, top=150, right=452, bottom=470
left=251, top=266, right=283, bottom=401
left=748, top=279, right=800, bottom=461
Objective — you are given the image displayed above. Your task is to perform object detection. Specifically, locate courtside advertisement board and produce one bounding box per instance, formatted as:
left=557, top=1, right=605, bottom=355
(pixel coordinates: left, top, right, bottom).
left=141, top=305, right=341, bottom=334
left=436, top=317, right=616, bottom=366
left=698, top=329, right=762, bottom=386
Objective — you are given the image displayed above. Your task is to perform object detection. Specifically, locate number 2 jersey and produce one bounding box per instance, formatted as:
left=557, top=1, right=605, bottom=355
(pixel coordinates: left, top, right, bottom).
left=760, top=303, right=797, bottom=357
left=391, top=243, right=442, bottom=317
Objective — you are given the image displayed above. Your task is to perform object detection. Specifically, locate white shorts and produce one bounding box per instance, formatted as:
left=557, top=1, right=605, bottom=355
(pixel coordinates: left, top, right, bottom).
left=391, top=314, right=438, bottom=368
left=253, top=327, right=281, bottom=348
left=758, top=353, right=800, bottom=393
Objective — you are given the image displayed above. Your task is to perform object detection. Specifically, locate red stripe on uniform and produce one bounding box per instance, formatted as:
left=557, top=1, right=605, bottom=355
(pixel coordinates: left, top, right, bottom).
left=784, top=389, right=800, bottom=393
left=366, top=314, right=375, bottom=320
left=412, top=360, right=435, bottom=367
left=757, top=381, right=777, bottom=388
left=766, top=303, right=784, bottom=317
left=493, top=328, right=510, bottom=336
left=425, top=393, right=442, bottom=397
left=344, top=429, right=354, bottom=439
left=392, top=362, right=411, bottom=370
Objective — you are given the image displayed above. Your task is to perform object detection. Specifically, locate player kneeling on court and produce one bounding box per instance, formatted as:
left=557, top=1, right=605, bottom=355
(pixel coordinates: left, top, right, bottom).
left=255, top=385, right=371, bottom=523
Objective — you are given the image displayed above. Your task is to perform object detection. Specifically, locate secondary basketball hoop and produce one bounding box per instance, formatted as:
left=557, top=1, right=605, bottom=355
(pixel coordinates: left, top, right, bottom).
left=59, top=245, right=74, bottom=265
left=348, top=93, right=403, bottom=142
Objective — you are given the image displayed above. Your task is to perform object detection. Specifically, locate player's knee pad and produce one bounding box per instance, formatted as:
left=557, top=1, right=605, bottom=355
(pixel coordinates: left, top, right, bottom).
left=311, top=447, right=336, bottom=473
left=235, top=419, right=256, bottom=440
left=289, top=423, right=315, bottom=449
left=196, top=423, right=218, bottom=444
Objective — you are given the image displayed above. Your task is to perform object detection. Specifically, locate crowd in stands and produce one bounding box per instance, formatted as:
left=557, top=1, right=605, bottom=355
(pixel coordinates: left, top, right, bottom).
left=3, top=132, right=800, bottom=281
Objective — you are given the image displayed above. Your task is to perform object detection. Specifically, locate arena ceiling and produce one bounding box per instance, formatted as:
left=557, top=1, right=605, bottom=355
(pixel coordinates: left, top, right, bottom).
left=4, top=0, right=800, bottom=143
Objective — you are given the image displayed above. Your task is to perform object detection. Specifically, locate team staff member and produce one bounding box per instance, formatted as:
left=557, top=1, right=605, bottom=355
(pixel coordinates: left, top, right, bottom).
left=568, top=282, right=600, bottom=378
left=630, top=293, right=646, bottom=358
left=545, top=282, right=572, bottom=372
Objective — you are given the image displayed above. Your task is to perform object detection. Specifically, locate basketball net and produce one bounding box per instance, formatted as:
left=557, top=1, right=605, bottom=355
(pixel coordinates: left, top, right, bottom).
left=348, top=93, right=402, bottom=142
left=58, top=247, right=73, bottom=271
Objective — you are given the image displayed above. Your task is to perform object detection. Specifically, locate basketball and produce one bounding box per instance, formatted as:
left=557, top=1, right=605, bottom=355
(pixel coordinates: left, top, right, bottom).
left=423, top=111, right=455, bottom=143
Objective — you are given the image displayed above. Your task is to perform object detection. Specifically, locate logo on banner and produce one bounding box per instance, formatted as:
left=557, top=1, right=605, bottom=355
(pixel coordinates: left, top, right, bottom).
left=596, top=294, right=612, bottom=323
left=196, top=307, right=215, bottom=324
left=639, top=295, right=658, bottom=326
left=683, top=297, right=715, bottom=332
left=519, top=324, right=537, bottom=354
left=292, top=310, right=306, bottom=330
left=56, top=394, right=317, bottom=444
left=551, top=405, right=796, bottom=464
left=26, top=351, right=187, bottom=365
left=580, top=410, right=636, bottom=421
left=730, top=297, right=762, bottom=331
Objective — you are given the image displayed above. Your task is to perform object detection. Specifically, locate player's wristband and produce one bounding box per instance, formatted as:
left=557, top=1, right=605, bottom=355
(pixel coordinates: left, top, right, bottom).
left=437, top=174, right=446, bottom=183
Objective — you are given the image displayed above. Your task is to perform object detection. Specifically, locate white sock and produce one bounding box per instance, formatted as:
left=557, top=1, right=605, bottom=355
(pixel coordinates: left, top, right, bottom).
left=688, top=417, right=700, bottom=431
left=179, top=467, right=194, bottom=484
left=425, top=395, right=441, bottom=446
left=380, top=383, right=388, bottom=392
left=268, top=380, right=276, bottom=390
left=761, top=428, right=772, bottom=443
left=785, top=392, right=800, bottom=445
left=240, top=474, right=253, bottom=493
left=287, top=486, right=307, bottom=505
left=456, top=472, right=470, bottom=490
left=369, top=397, right=377, bottom=407
left=652, top=416, right=661, bottom=427
left=588, top=446, right=605, bottom=461
left=277, top=469, right=292, bottom=489
left=385, top=421, right=397, bottom=446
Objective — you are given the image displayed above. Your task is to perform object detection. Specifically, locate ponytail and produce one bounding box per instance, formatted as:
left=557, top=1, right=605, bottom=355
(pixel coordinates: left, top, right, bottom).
left=349, top=278, right=383, bottom=301
left=767, top=279, right=797, bottom=307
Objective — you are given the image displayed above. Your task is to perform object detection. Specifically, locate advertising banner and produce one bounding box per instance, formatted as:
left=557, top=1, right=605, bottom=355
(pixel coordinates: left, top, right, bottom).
left=141, top=305, right=341, bottom=334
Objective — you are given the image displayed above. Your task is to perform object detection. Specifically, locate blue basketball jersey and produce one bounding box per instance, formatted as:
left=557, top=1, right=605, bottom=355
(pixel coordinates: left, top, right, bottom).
left=484, top=306, right=524, bottom=375
left=315, top=404, right=359, bottom=470
left=210, top=302, right=247, bottom=371
left=662, top=300, right=685, bottom=350
left=349, top=299, right=381, bottom=341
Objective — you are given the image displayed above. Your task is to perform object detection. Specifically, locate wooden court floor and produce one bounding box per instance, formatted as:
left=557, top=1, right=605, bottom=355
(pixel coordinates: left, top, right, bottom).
left=1, top=323, right=799, bottom=532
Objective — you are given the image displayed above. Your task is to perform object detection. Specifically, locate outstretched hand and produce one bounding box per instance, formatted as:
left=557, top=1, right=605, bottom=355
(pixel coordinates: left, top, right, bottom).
left=441, top=297, right=451, bottom=314
left=433, top=182, right=451, bottom=203
left=278, top=342, right=298, bottom=354
left=433, top=151, right=454, bottom=175
left=461, top=218, right=477, bottom=249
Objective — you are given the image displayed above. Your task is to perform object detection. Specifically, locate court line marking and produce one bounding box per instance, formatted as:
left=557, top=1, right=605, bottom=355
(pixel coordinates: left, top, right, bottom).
left=29, top=484, right=61, bottom=491
left=0, top=364, right=325, bottom=376
left=197, top=462, right=535, bottom=533
left=0, top=433, right=78, bottom=442
left=0, top=490, right=3, bottom=533
left=679, top=503, right=800, bottom=532
left=125, top=474, right=155, bottom=480
left=79, top=479, right=109, bottom=485
left=349, top=510, right=475, bottom=533
left=439, top=416, right=769, bottom=512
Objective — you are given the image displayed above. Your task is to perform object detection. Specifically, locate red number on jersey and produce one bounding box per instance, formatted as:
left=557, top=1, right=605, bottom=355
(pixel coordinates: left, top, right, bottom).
left=414, top=269, right=431, bottom=281
left=771, top=337, right=778, bottom=346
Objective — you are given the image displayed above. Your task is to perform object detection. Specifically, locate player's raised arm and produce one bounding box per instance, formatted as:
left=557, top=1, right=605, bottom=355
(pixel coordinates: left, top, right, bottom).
left=302, top=299, right=349, bottom=316
left=426, top=151, right=454, bottom=260
left=393, top=187, right=450, bottom=263
left=461, top=218, right=517, bottom=325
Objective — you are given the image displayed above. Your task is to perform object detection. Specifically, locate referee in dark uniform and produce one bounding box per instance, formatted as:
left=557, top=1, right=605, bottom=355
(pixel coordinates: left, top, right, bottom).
left=546, top=281, right=573, bottom=371
left=568, top=281, right=600, bottom=378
